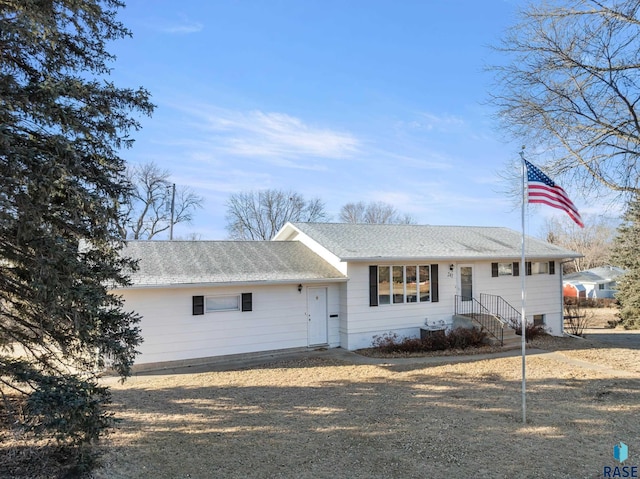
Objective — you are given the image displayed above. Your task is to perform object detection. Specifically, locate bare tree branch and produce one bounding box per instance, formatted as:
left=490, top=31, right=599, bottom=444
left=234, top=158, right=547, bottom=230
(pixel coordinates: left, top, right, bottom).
left=491, top=0, right=640, bottom=200
left=121, top=162, right=204, bottom=239
left=541, top=214, right=617, bottom=272
left=225, top=190, right=329, bottom=240
left=339, top=201, right=416, bottom=224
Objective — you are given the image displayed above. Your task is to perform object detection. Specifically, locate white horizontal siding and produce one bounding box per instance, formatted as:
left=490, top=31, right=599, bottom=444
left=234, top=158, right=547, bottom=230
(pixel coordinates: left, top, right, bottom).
left=474, top=261, right=564, bottom=335
left=340, top=259, right=565, bottom=350
left=342, top=262, right=455, bottom=349
left=120, top=283, right=340, bottom=365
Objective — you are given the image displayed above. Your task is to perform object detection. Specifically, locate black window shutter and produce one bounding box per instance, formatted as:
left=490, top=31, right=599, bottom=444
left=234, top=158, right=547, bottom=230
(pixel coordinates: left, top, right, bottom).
left=241, top=293, right=252, bottom=312
left=491, top=263, right=499, bottom=277
left=369, top=265, right=378, bottom=307
left=431, top=264, right=439, bottom=302
left=526, top=261, right=532, bottom=276
left=549, top=261, right=555, bottom=275
left=513, top=262, right=519, bottom=277
left=192, top=296, right=204, bottom=315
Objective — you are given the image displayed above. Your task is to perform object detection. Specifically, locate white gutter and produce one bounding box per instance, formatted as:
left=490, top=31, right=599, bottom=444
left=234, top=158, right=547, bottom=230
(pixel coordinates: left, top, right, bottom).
left=117, top=277, right=348, bottom=290
left=343, top=254, right=582, bottom=262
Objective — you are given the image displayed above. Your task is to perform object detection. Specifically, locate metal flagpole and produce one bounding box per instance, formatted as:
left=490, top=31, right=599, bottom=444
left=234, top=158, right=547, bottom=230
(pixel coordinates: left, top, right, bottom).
left=519, top=148, right=527, bottom=424
left=169, top=183, right=176, bottom=241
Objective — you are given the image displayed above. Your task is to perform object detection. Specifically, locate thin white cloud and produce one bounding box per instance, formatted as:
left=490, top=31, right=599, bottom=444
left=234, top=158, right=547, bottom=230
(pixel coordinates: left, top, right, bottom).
left=162, top=22, right=203, bottom=34
left=147, top=14, right=204, bottom=34
left=179, top=105, right=360, bottom=162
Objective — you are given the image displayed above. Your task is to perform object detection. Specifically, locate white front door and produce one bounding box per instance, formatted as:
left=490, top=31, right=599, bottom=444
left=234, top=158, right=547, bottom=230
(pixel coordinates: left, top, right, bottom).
left=307, top=287, right=328, bottom=346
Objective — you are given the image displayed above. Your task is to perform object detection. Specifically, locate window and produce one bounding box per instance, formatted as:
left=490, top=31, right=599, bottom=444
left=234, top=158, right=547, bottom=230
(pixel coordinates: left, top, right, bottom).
left=498, top=263, right=513, bottom=276
left=526, top=261, right=555, bottom=275
left=491, top=262, right=519, bottom=277
left=374, top=265, right=432, bottom=305
left=206, top=295, right=239, bottom=312
left=419, top=265, right=431, bottom=302
left=193, top=294, right=252, bottom=315
left=406, top=266, right=417, bottom=303
left=378, top=266, right=390, bottom=305
left=531, top=262, right=549, bottom=274
left=598, top=283, right=605, bottom=290
left=392, top=266, right=404, bottom=303
left=533, top=314, right=544, bottom=326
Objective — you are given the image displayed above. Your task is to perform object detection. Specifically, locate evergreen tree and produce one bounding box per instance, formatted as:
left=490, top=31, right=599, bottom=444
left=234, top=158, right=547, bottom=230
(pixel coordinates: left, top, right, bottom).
left=611, top=195, right=640, bottom=329
left=0, top=0, right=152, bottom=467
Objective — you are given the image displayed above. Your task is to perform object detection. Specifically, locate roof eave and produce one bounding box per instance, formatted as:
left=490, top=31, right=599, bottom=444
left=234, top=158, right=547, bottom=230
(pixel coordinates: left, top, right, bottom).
left=116, top=277, right=348, bottom=290
left=340, top=253, right=583, bottom=262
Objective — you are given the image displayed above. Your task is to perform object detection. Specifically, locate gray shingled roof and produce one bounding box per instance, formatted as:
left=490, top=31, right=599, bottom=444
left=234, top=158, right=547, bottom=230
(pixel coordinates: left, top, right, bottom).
left=564, top=265, right=625, bottom=284
left=123, top=241, right=346, bottom=287
left=288, top=223, right=581, bottom=261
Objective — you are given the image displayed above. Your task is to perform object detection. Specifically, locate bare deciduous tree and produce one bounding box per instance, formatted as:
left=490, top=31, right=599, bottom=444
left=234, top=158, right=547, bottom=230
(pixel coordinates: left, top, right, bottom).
left=121, top=162, right=204, bottom=239
left=225, top=189, right=328, bottom=240
left=339, top=201, right=416, bottom=224
left=541, top=214, right=617, bottom=273
left=492, top=0, right=640, bottom=199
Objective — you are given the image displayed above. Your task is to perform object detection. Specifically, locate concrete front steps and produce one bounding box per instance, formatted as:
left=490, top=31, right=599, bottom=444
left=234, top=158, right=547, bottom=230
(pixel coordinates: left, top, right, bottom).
left=453, top=314, right=521, bottom=350
left=500, top=327, right=522, bottom=350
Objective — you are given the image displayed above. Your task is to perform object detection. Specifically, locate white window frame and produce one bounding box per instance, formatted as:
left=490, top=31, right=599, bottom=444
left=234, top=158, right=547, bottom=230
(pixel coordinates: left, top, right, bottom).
left=378, top=265, right=431, bottom=305
left=205, top=294, right=240, bottom=312
left=531, top=262, right=549, bottom=274
left=498, top=263, right=513, bottom=276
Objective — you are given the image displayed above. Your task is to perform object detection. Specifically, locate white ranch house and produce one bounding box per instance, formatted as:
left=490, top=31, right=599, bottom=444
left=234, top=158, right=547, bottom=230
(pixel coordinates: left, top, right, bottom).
left=118, top=222, right=580, bottom=367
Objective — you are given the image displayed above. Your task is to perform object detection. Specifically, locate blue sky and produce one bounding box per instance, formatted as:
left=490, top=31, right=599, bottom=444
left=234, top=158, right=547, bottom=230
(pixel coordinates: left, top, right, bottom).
left=109, top=0, right=592, bottom=240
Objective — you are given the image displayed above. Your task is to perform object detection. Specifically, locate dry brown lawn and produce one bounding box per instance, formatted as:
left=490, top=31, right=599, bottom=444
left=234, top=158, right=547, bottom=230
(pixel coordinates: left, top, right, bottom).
left=88, top=309, right=640, bottom=479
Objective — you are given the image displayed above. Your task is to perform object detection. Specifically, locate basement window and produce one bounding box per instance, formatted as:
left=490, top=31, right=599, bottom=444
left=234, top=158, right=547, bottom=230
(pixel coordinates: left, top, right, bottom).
left=533, top=314, right=545, bottom=326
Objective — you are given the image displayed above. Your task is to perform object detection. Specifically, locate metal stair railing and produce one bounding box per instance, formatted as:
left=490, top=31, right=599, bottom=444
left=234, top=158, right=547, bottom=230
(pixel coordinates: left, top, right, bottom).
left=479, top=293, right=521, bottom=330
left=454, top=295, right=504, bottom=345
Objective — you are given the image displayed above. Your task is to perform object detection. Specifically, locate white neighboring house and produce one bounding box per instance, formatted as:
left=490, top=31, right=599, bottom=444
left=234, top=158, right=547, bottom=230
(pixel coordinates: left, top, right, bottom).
left=118, top=223, right=581, bottom=367
left=563, top=265, right=625, bottom=299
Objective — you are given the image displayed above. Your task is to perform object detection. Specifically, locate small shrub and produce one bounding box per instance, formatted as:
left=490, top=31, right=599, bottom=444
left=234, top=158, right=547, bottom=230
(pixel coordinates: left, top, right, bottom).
left=420, top=330, right=449, bottom=351
left=563, top=303, right=593, bottom=337
left=446, top=327, right=489, bottom=349
left=371, top=332, right=400, bottom=352
left=371, top=328, right=488, bottom=354
left=509, top=322, right=546, bottom=341
left=371, top=333, right=426, bottom=353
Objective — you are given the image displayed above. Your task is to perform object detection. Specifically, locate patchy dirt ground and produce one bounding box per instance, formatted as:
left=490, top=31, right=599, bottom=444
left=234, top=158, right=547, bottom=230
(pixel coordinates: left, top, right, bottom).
left=87, top=309, right=640, bottom=479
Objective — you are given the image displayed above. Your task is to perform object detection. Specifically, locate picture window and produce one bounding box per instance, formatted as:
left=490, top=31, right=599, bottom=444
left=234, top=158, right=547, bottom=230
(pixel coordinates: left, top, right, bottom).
left=377, top=265, right=431, bottom=305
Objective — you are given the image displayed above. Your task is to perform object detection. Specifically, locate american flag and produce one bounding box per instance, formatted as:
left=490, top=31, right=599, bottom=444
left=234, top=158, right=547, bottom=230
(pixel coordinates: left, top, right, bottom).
left=524, top=159, right=584, bottom=228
